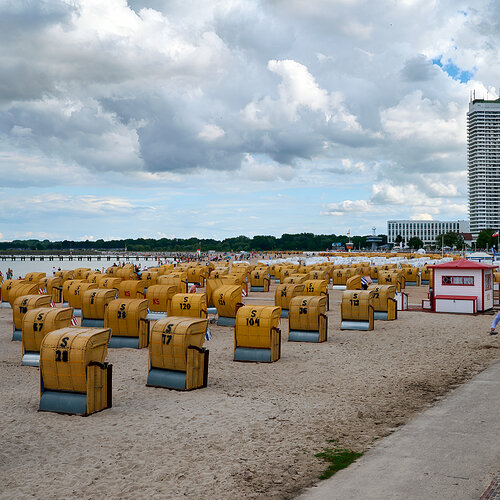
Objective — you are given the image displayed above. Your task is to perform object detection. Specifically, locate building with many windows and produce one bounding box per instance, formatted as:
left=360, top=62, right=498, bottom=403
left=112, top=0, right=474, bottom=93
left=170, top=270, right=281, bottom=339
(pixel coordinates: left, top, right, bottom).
left=387, top=220, right=470, bottom=245
left=468, top=97, right=500, bottom=236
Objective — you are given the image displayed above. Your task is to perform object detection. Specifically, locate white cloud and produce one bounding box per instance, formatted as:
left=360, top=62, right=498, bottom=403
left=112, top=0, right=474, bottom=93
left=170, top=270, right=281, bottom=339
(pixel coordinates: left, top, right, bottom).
left=240, top=101, right=272, bottom=130
left=322, top=199, right=372, bottom=216
left=380, top=90, right=464, bottom=147
left=0, top=193, right=153, bottom=218
left=255, top=59, right=362, bottom=130
left=240, top=154, right=295, bottom=181
left=0, top=152, right=90, bottom=187
left=268, top=59, right=330, bottom=115
left=411, top=213, right=434, bottom=220
left=341, top=21, right=373, bottom=39
left=198, top=124, right=225, bottom=141
left=11, top=125, right=32, bottom=136
left=371, top=183, right=420, bottom=205
left=21, top=231, right=52, bottom=239
left=323, top=176, right=468, bottom=222
left=340, top=158, right=367, bottom=172
left=0, top=0, right=497, bottom=238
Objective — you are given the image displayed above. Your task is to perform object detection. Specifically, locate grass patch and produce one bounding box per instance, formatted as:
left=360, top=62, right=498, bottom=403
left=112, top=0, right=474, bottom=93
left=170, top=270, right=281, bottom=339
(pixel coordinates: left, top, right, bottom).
left=315, top=441, right=363, bottom=479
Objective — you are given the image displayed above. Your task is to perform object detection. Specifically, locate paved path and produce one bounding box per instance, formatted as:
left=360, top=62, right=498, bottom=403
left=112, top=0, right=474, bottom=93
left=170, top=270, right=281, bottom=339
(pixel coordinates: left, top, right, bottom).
left=298, top=360, right=500, bottom=500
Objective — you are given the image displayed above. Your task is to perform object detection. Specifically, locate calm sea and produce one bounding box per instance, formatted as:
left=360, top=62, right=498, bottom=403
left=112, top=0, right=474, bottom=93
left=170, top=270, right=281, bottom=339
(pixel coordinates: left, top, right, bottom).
left=0, top=256, right=170, bottom=280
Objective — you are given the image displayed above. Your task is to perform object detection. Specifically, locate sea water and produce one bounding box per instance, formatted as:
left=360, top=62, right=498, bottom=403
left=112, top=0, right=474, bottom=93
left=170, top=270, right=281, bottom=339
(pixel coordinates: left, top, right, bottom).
left=0, top=256, right=169, bottom=279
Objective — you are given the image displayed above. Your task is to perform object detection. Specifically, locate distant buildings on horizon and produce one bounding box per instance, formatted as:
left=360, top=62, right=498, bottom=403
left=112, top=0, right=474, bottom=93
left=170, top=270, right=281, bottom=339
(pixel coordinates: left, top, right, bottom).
left=386, top=220, right=470, bottom=246
left=384, top=95, right=500, bottom=242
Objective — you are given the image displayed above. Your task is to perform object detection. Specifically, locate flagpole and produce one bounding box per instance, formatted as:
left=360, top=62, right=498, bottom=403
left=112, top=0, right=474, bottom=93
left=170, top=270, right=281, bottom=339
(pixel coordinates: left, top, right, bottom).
left=492, top=230, right=500, bottom=252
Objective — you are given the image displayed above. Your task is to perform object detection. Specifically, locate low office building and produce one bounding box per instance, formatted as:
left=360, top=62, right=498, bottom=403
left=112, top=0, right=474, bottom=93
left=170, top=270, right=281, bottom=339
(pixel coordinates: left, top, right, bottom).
left=387, top=220, right=470, bottom=245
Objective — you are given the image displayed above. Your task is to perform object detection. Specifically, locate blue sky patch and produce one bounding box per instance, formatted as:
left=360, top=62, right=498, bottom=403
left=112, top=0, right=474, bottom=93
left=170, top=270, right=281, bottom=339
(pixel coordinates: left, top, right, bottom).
left=432, top=56, right=475, bottom=83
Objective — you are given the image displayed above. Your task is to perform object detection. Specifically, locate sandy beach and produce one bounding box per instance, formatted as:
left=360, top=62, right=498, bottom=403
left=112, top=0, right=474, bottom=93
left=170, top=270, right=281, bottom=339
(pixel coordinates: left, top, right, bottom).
left=1, top=284, right=499, bottom=499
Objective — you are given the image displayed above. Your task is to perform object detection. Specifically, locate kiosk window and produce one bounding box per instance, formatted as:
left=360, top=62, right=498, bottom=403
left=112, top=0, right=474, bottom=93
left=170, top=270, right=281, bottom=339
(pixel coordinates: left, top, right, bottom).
left=442, top=275, right=474, bottom=286
left=485, top=273, right=493, bottom=291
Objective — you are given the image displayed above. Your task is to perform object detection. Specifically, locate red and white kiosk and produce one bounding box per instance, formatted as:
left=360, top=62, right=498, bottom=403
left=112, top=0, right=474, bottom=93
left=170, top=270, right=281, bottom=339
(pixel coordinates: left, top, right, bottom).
left=427, top=259, right=497, bottom=314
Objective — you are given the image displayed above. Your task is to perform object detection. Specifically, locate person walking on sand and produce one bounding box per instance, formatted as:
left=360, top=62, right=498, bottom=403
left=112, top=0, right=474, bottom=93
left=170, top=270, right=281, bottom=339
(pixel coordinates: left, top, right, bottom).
left=490, top=310, right=500, bottom=335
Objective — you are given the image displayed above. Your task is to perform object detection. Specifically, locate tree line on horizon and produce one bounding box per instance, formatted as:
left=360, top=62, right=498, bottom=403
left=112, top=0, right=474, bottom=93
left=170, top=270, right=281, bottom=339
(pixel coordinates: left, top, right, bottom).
left=2, top=229, right=496, bottom=253
left=0, top=233, right=388, bottom=253
left=397, top=229, right=498, bottom=251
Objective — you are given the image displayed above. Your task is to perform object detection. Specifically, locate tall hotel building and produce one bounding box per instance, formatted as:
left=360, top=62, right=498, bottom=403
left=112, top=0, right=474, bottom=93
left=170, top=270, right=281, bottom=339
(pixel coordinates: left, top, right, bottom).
left=468, top=97, right=500, bottom=236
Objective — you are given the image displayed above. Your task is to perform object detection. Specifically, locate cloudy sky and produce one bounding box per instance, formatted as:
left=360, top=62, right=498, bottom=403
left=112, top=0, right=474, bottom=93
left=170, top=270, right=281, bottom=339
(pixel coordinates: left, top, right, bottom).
left=1, top=0, right=498, bottom=241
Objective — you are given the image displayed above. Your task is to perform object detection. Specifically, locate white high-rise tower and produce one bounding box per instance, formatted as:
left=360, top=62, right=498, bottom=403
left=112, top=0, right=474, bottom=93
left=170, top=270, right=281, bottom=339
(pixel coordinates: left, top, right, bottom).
left=467, top=96, right=500, bottom=236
